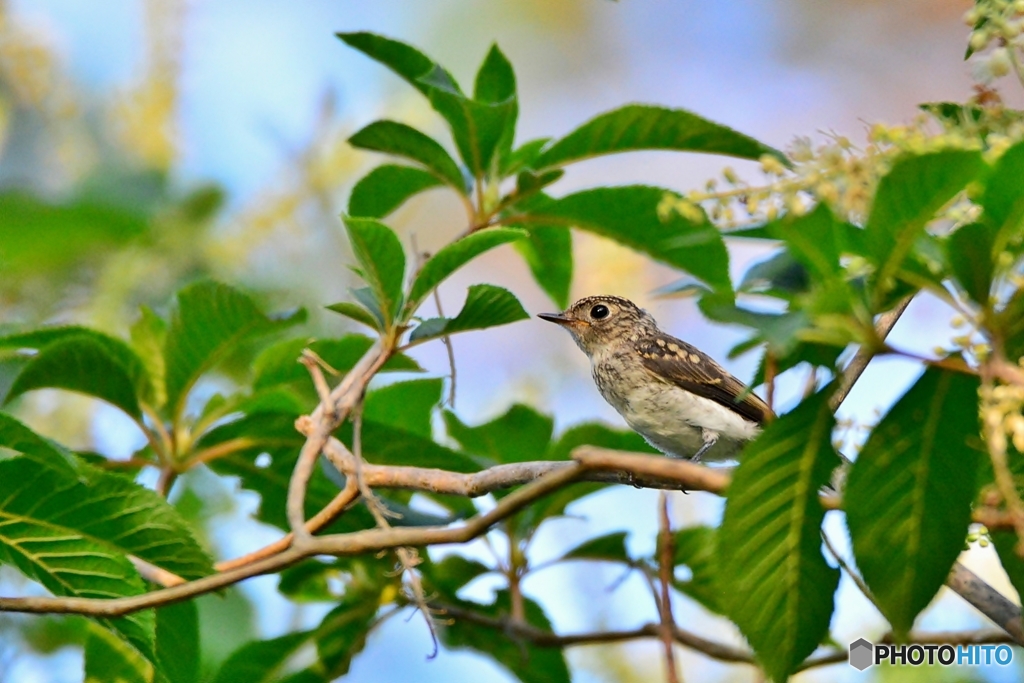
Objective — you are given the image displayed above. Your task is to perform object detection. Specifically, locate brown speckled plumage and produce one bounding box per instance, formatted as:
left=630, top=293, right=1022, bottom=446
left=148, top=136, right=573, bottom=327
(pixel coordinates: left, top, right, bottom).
left=539, top=296, right=772, bottom=461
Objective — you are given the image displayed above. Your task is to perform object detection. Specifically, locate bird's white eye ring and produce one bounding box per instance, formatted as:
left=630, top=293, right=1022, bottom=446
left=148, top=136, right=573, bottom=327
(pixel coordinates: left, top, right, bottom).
left=590, top=304, right=610, bottom=320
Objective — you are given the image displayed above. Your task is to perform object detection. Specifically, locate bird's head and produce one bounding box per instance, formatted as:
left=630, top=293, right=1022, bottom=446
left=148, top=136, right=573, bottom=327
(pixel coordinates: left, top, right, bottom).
left=538, top=295, right=658, bottom=355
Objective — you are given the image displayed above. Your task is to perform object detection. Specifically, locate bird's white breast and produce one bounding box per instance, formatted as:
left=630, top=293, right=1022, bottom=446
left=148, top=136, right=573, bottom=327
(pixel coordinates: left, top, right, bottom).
left=590, top=348, right=760, bottom=461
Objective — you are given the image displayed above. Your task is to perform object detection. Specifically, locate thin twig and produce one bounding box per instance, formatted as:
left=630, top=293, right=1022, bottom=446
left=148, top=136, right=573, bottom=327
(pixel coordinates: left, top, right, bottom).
left=657, top=492, right=682, bottom=683
left=352, top=401, right=439, bottom=656
left=286, top=341, right=390, bottom=538
left=432, top=288, right=457, bottom=407
left=821, top=529, right=880, bottom=613
left=829, top=295, right=912, bottom=411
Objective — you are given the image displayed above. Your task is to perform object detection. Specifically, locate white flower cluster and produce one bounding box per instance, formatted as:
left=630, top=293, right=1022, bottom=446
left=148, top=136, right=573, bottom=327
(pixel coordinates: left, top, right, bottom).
left=966, top=0, right=1024, bottom=85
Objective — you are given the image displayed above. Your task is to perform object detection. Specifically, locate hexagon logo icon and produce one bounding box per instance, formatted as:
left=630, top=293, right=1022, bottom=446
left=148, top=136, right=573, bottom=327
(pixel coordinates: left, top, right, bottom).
left=849, top=638, right=874, bottom=671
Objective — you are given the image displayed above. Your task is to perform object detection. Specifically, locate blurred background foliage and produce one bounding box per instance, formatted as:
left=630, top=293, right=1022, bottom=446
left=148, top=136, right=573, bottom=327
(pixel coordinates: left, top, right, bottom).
left=0, top=1, right=1017, bottom=682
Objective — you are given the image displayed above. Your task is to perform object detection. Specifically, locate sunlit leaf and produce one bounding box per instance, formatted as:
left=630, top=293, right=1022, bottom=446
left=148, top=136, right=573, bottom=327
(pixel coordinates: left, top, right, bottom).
left=348, top=164, right=444, bottom=218
left=846, top=366, right=981, bottom=637
left=531, top=186, right=732, bottom=294
left=511, top=225, right=573, bottom=309
left=348, top=121, right=465, bottom=190
left=408, top=284, right=528, bottom=344
left=406, top=228, right=526, bottom=310
left=342, top=217, right=407, bottom=327
left=533, top=104, right=788, bottom=170
left=0, top=412, right=80, bottom=477
left=717, top=389, right=840, bottom=682
left=164, top=281, right=305, bottom=419
left=5, top=334, right=144, bottom=418
left=865, top=150, right=983, bottom=295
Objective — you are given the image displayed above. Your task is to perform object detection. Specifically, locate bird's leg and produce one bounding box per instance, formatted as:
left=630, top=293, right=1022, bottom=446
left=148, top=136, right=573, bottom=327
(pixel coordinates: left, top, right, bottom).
left=692, top=429, right=719, bottom=463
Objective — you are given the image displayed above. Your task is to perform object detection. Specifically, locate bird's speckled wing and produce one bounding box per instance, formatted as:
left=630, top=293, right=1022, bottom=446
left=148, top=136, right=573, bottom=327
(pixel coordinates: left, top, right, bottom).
left=635, top=333, right=773, bottom=425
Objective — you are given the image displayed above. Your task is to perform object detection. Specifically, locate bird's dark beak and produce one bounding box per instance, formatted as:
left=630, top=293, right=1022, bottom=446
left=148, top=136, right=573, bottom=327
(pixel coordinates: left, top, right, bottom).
left=538, top=312, right=580, bottom=326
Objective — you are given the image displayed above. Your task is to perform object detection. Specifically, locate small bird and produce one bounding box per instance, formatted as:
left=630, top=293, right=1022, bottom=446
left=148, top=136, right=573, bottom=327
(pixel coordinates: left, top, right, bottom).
left=539, top=295, right=772, bottom=461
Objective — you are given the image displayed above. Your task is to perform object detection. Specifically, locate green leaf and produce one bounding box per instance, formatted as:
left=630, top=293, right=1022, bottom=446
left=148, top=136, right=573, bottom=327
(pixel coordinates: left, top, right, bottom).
left=991, top=530, right=1024, bottom=611
left=348, top=121, right=465, bottom=190
left=444, top=404, right=553, bottom=465
left=996, top=288, right=1024, bottom=362
left=717, top=389, right=840, bottom=682
left=515, top=423, right=655, bottom=531
left=337, top=32, right=458, bottom=98
left=406, top=228, right=527, bottom=310
left=501, top=137, right=551, bottom=175
left=252, top=335, right=420, bottom=395
left=441, top=591, right=570, bottom=683
left=314, top=595, right=378, bottom=678
left=560, top=531, right=630, bottom=563
left=84, top=622, right=151, bottom=683
left=278, top=560, right=338, bottom=603
left=212, top=630, right=314, bottom=683
left=164, top=281, right=305, bottom=419
left=364, top=378, right=443, bottom=438
left=130, top=306, right=168, bottom=409
left=0, top=191, right=149, bottom=278
left=408, top=284, right=528, bottom=344
left=5, top=334, right=144, bottom=419
left=845, top=366, right=981, bottom=637
left=473, top=43, right=518, bottom=162
left=324, top=300, right=382, bottom=331
left=337, top=33, right=515, bottom=177
left=865, top=150, right=983, bottom=293
left=699, top=295, right=810, bottom=355
left=474, top=43, right=516, bottom=104
left=737, top=249, right=810, bottom=297
left=425, top=77, right=517, bottom=177
left=348, top=164, right=443, bottom=218
left=339, top=420, right=480, bottom=473
left=513, top=225, right=573, bottom=309
left=0, top=459, right=174, bottom=659
left=421, top=554, right=492, bottom=598
left=156, top=600, right=199, bottom=683
left=947, top=222, right=995, bottom=304
left=982, top=140, right=1024, bottom=253
left=0, top=326, right=152, bottom=409
left=342, top=217, right=406, bottom=326
left=767, top=204, right=841, bottom=281
left=0, top=412, right=80, bottom=477
left=533, top=105, right=788, bottom=170
left=672, top=526, right=724, bottom=615
left=534, top=186, right=732, bottom=294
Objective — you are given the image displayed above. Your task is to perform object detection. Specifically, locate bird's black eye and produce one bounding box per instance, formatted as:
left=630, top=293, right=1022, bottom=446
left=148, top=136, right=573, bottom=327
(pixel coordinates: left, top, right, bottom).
left=590, top=304, right=610, bottom=320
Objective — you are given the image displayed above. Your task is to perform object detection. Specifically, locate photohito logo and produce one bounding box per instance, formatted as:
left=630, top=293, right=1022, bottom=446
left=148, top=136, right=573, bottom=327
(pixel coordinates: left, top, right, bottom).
left=848, top=638, right=1013, bottom=671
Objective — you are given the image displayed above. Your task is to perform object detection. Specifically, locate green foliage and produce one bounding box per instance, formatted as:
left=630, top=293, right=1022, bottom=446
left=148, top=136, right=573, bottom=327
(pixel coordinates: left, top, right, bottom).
left=6, top=23, right=1024, bottom=683
left=532, top=104, right=788, bottom=169
left=406, top=228, right=526, bottom=309
left=559, top=531, right=631, bottom=563
left=845, top=366, right=982, bottom=637
left=164, top=281, right=306, bottom=417
left=348, top=164, right=444, bottom=218
left=348, top=121, right=465, bottom=190
left=440, top=591, right=571, bottom=683
left=717, top=389, right=840, bottom=681
left=407, top=284, right=528, bottom=344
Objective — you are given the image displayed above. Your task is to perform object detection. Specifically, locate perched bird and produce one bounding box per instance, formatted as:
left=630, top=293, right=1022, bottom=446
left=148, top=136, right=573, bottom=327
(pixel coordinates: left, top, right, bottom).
left=539, top=295, right=772, bottom=461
